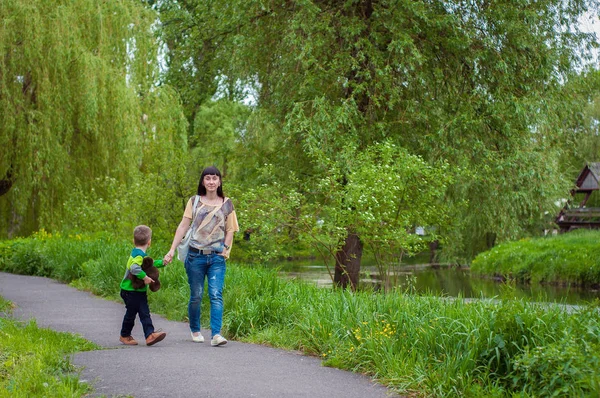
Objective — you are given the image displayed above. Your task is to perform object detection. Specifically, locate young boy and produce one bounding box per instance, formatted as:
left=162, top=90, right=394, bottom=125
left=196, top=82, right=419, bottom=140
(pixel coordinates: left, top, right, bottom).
left=119, top=225, right=167, bottom=346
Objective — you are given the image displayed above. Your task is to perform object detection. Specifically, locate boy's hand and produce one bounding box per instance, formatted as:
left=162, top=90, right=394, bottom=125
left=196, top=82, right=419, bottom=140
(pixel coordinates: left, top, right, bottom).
left=143, top=276, right=154, bottom=285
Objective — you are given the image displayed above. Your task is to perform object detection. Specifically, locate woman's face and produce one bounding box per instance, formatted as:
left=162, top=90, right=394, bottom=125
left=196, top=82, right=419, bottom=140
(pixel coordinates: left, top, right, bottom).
left=203, top=174, right=220, bottom=192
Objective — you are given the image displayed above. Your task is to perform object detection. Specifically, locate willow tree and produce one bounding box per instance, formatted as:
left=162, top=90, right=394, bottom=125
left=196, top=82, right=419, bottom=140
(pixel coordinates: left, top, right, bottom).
left=0, top=0, right=187, bottom=237
left=566, top=70, right=600, bottom=168
left=158, top=0, right=600, bottom=287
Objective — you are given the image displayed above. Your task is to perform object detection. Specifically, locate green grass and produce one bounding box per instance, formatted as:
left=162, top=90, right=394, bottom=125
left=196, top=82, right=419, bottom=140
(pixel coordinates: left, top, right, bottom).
left=1, top=232, right=600, bottom=396
left=0, top=296, right=99, bottom=398
left=223, top=269, right=600, bottom=396
left=471, top=229, right=600, bottom=286
left=0, top=297, right=12, bottom=314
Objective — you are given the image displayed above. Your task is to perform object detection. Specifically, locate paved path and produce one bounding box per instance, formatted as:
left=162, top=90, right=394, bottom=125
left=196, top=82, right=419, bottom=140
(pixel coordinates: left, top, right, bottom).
left=0, top=272, right=397, bottom=398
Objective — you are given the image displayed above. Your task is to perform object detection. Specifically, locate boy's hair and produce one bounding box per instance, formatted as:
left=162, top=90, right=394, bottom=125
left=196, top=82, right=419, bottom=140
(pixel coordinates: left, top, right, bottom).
left=133, top=225, right=152, bottom=246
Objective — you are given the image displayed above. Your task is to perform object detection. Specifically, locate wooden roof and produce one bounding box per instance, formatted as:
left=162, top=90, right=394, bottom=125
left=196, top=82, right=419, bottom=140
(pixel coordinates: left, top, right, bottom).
left=575, top=162, right=600, bottom=192
left=556, top=162, right=600, bottom=232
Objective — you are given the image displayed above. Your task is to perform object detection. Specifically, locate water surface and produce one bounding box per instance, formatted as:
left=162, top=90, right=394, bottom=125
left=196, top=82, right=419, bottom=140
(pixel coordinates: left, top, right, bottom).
left=271, top=259, right=600, bottom=305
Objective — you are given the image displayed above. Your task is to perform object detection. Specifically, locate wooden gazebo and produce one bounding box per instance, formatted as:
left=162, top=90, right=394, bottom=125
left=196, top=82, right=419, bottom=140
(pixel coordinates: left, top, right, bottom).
left=556, top=163, right=600, bottom=232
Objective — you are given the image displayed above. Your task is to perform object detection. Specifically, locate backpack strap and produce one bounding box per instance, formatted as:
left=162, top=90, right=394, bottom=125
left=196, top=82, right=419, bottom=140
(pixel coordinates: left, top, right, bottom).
left=190, top=195, right=200, bottom=221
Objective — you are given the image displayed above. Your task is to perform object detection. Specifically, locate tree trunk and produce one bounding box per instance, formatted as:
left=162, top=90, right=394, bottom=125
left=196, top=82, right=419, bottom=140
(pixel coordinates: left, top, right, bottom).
left=331, top=1, right=372, bottom=291
left=0, top=168, right=14, bottom=197
left=485, top=232, right=496, bottom=249
left=334, top=231, right=363, bottom=291
left=429, top=240, right=439, bottom=264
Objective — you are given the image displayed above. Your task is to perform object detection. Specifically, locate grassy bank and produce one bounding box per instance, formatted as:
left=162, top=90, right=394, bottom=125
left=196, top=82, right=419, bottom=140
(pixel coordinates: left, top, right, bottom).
left=0, top=296, right=98, bottom=397
left=1, top=232, right=600, bottom=397
left=471, top=229, right=600, bottom=286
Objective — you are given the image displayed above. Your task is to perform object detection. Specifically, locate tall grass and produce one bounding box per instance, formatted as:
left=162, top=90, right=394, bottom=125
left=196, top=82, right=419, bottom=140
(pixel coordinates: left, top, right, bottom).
left=0, top=296, right=98, bottom=397
left=471, top=230, right=600, bottom=286
left=1, top=233, right=600, bottom=396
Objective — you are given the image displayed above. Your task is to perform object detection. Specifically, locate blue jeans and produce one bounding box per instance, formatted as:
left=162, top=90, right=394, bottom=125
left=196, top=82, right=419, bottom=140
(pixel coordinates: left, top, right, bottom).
left=185, top=252, right=226, bottom=337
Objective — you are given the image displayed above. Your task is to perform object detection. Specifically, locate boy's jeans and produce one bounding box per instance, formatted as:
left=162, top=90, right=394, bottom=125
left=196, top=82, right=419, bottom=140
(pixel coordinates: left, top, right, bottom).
left=185, top=252, right=226, bottom=337
left=120, top=289, right=154, bottom=338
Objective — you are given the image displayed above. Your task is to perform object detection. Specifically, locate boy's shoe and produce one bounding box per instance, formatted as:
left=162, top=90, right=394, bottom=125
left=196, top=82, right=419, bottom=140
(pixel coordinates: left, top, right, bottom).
left=119, top=335, right=138, bottom=345
left=146, top=331, right=167, bottom=346
left=211, top=334, right=227, bottom=346
left=191, top=332, right=204, bottom=343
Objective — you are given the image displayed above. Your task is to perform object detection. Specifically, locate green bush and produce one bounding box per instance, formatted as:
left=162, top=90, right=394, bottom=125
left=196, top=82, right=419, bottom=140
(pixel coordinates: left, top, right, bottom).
left=512, top=341, right=599, bottom=396
left=0, top=230, right=120, bottom=283
left=471, top=230, right=600, bottom=286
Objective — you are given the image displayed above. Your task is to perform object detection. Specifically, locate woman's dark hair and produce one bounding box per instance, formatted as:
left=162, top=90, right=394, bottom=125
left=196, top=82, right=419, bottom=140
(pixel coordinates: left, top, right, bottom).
left=197, top=166, right=224, bottom=197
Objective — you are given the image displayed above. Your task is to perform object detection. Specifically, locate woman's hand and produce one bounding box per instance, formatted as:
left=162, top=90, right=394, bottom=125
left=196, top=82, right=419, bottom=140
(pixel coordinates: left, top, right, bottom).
left=164, top=216, right=192, bottom=265
left=219, top=248, right=230, bottom=259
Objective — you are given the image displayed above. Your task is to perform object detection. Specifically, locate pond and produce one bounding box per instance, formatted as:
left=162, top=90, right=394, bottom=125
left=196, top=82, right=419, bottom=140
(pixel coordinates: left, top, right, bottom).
left=270, top=258, right=600, bottom=305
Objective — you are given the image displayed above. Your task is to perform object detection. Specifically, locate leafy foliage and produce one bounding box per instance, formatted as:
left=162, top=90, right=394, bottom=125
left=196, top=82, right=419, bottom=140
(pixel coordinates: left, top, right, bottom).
left=155, top=0, right=600, bottom=264
left=61, top=174, right=187, bottom=242
left=567, top=70, right=600, bottom=169
left=3, top=0, right=600, bottom=268
left=344, top=142, right=452, bottom=255
left=0, top=0, right=187, bottom=238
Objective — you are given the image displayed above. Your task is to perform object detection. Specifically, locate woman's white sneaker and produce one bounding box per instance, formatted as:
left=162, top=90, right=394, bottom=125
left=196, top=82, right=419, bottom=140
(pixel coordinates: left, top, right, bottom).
left=191, top=332, right=204, bottom=343
left=211, top=334, right=227, bottom=346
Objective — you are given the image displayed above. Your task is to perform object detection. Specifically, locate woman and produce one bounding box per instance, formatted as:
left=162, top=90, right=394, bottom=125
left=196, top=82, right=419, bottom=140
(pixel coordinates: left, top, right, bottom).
left=164, top=166, right=239, bottom=346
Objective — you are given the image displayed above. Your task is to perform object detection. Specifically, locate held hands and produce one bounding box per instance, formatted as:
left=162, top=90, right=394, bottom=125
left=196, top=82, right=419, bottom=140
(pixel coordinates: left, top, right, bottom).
left=163, top=247, right=229, bottom=261
left=163, top=250, right=175, bottom=265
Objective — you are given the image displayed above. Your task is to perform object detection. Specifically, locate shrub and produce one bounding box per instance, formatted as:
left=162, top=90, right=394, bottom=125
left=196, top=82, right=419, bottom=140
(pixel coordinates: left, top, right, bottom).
left=471, top=230, right=600, bottom=286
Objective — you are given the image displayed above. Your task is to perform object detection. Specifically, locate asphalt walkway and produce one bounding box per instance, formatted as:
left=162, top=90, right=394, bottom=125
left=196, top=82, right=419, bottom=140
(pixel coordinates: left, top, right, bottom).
left=0, top=272, right=396, bottom=398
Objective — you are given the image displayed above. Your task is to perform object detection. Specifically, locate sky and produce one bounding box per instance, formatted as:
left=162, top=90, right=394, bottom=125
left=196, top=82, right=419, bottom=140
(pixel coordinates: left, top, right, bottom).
left=580, top=10, right=600, bottom=65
